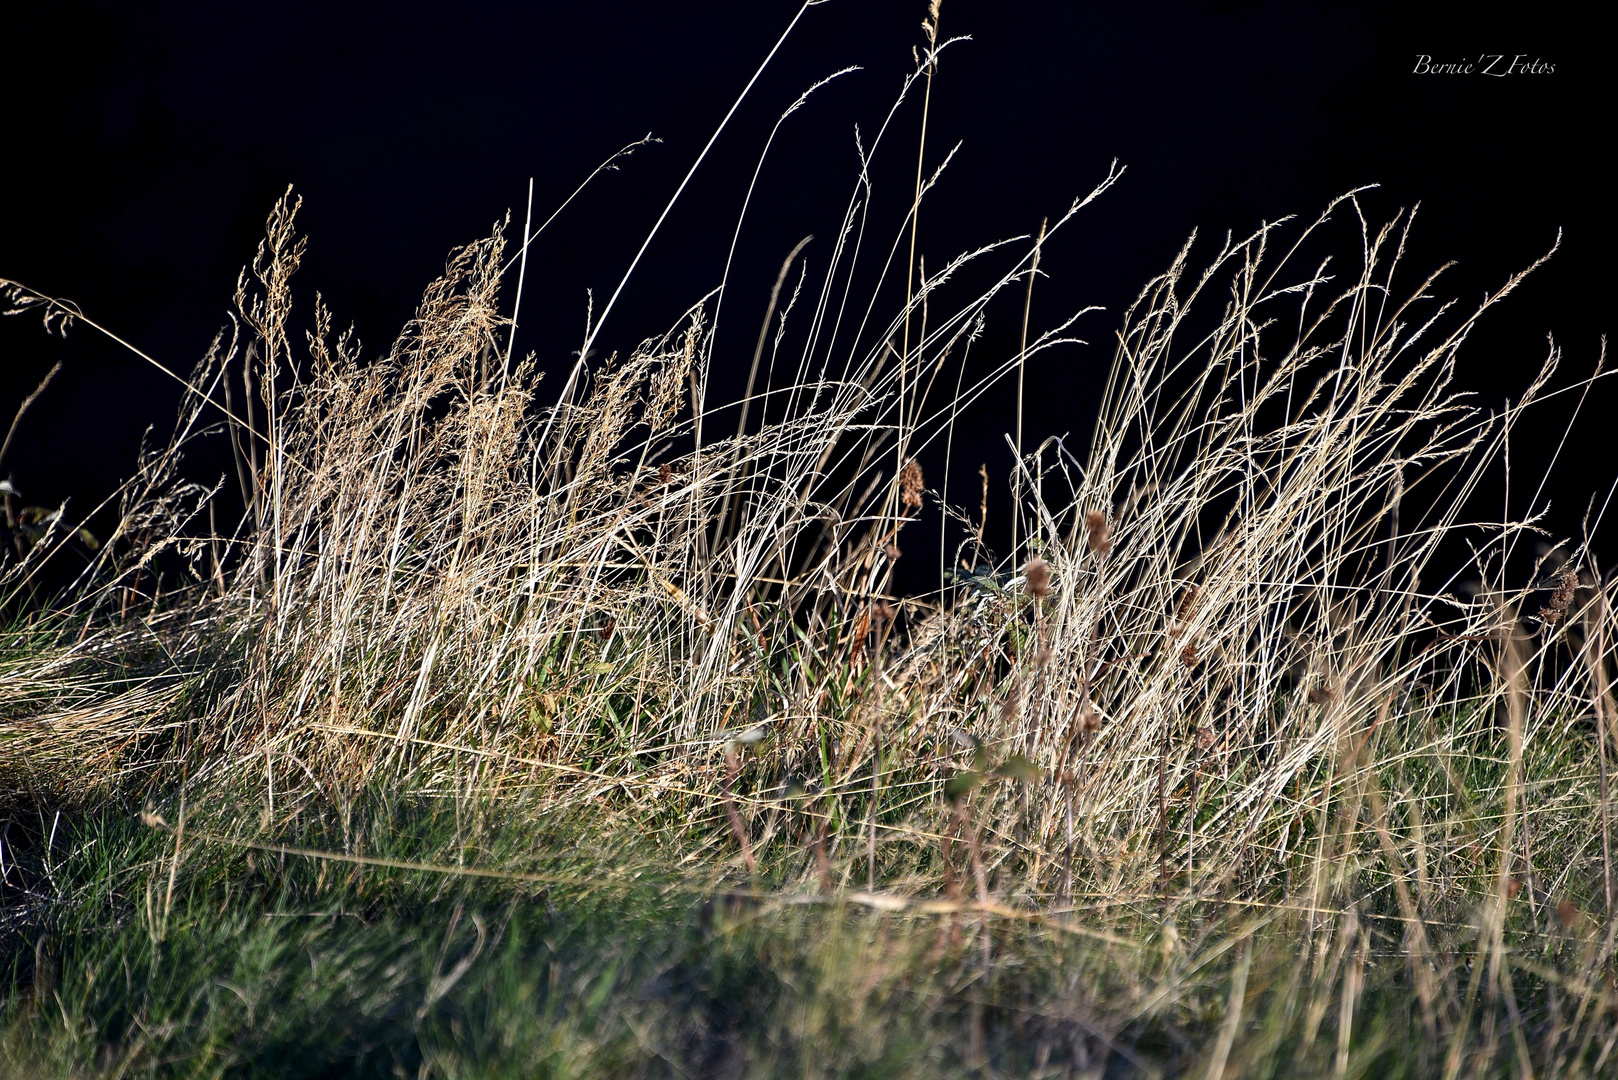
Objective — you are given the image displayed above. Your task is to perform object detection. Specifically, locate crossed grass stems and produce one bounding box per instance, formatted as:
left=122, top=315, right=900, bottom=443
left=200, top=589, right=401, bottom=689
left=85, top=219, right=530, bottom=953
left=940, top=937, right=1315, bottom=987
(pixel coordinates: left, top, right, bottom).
left=2, top=15, right=1616, bottom=1073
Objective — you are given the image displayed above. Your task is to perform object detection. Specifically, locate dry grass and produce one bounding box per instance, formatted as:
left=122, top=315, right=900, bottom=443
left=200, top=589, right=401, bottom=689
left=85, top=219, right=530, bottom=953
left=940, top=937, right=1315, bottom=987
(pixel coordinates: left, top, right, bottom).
left=1, top=11, right=1614, bottom=1075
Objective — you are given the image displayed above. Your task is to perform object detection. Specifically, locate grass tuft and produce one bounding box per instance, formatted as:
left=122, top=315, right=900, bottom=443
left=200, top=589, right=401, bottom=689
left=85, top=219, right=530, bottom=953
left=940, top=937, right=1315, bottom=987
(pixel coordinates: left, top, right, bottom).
left=1, top=10, right=1614, bottom=1075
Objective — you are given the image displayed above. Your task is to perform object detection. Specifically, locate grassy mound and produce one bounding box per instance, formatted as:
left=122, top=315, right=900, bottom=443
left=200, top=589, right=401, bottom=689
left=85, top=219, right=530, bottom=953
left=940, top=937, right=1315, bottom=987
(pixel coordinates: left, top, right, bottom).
left=2, top=7, right=1613, bottom=1075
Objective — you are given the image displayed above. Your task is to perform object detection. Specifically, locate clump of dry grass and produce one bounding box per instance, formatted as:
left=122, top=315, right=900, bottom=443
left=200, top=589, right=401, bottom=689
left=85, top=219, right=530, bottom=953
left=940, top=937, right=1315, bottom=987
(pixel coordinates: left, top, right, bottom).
left=2, top=12, right=1615, bottom=1073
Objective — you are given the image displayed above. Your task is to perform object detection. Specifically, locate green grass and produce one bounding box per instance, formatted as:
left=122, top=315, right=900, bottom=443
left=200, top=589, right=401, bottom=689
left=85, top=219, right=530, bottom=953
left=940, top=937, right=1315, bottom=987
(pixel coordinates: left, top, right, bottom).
left=7, top=777, right=1608, bottom=1080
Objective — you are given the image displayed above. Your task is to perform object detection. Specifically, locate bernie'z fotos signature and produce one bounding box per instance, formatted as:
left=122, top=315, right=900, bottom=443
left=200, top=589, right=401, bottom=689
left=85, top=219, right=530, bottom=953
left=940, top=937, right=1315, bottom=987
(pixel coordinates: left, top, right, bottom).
left=1413, top=54, right=1555, bottom=75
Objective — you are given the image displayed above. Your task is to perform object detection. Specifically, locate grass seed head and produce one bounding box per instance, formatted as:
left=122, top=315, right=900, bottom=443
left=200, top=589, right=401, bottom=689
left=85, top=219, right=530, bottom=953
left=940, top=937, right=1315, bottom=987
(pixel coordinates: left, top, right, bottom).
left=1170, top=584, right=1201, bottom=634
left=899, top=458, right=925, bottom=514
left=1023, top=557, right=1051, bottom=598
left=1537, top=568, right=1578, bottom=625
left=1084, top=510, right=1110, bottom=555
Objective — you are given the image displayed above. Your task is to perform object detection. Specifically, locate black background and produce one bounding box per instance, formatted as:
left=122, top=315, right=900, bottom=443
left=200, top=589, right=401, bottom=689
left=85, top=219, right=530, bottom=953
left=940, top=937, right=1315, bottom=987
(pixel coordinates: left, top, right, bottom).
left=2, top=2, right=1607, bottom=581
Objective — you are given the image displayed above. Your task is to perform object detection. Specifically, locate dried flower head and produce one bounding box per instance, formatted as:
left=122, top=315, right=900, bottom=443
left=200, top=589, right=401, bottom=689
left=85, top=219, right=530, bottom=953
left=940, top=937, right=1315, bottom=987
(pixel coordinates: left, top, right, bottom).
left=1084, top=510, right=1111, bottom=555
left=1537, top=568, right=1578, bottom=625
left=1023, top=557, right=1052, bottom=598
left=899, top=459, right=925, bottom=514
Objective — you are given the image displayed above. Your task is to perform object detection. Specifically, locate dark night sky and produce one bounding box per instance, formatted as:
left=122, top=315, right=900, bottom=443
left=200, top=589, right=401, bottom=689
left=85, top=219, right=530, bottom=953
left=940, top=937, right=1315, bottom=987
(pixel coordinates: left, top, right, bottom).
left=1, top=2, right=1608, bottom=573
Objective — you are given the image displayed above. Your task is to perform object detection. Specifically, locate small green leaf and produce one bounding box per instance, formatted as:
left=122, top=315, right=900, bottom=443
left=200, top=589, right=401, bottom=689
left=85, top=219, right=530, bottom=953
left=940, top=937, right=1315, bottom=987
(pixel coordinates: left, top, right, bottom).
left=944, top=770, right=983, bottom=802
left=993, top=754, right=1041, bottom=783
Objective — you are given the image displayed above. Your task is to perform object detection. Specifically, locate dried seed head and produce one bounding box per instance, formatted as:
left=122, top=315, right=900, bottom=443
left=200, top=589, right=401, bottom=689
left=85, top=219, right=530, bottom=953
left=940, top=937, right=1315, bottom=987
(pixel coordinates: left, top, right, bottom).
left=1023, top=557, right=1052, bottom=598
left=1537, top=568, right=1578, bottom=626
left=1084, top=510, right=1111, bottom=555
left=899, top=459, right=925, bottom=513
left=1172, top=584, right=1201, bottom=632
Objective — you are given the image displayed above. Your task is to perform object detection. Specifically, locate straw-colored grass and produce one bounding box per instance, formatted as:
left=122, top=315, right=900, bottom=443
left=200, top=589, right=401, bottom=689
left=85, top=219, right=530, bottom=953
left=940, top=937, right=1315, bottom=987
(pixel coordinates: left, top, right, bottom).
left=1, top=6, right=1614, bottom=1074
